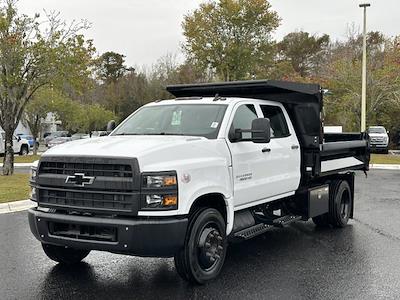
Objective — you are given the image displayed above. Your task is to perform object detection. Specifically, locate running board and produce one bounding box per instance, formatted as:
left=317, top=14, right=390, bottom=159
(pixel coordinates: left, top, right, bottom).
left=233, top=223, right=273, bottom=240
left=272, top=215, right=302, bottom=227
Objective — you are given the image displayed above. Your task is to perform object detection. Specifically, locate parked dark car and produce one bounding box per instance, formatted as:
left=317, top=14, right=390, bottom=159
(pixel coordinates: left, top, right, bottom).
left=91, top=131, right=109, bottom=137
left=71, top=133, right=90, bottom=141
left=47, top=137, right=72, bottom=148
left=44, top=131, right=69, bottom=147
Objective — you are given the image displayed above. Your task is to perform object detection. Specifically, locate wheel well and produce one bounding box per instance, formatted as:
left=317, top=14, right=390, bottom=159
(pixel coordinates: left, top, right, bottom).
left=189, top=193, right=227, bottom=222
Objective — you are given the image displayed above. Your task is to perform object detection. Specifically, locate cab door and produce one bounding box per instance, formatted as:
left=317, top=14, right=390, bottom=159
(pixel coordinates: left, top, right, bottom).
left=258, top=104, right=301, bottom=197
left=228, top=102, right=300, bottom=210
left=12, top=136, right=21, bottom=153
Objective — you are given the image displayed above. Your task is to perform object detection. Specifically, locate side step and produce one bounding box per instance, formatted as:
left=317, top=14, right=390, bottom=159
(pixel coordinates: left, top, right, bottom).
left=233, top=223, right=273, bottom=240
left=272, top=215, right=302, bottom=227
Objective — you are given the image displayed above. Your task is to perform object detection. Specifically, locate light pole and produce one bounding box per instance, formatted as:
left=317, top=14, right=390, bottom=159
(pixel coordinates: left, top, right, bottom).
left=359, top=3, right=370, bottom=132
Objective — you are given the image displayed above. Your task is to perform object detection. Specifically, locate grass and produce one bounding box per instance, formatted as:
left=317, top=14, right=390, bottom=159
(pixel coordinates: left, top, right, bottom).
left=0, top=174, right=30, bottom=203
left=13, top=154, right=41, bottom=163
left=370, top=153, right=400, bottom=164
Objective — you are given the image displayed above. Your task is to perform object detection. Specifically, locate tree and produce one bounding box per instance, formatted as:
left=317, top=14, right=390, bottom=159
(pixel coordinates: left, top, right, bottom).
left=96, top=51, right=129, bottom=83
left=83, top=104, right=116, bottom=133
left=278, top=31, right=330, bottom=77
left=0, top=0, right=95, bottom=175
left=24, top=88, right=55, bottom=155
left=321, top=31, right=400, bottom=133
left=182, top=0, right=280, bottom=81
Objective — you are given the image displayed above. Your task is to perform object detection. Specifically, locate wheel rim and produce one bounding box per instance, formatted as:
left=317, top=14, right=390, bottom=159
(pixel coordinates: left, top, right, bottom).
left=339, top=189, right=351, bottom=219
left=197, top=224, right=224, bottom=271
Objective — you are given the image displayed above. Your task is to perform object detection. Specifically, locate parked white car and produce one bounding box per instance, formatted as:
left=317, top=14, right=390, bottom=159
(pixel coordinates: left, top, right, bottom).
left=368, top=126, right=389, bottom=153
left=0, top=131, right=30, bottom=155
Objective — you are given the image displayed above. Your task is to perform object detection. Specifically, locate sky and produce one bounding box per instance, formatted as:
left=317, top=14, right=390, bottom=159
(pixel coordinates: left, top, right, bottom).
left=17, top=0, right=399, bottom=68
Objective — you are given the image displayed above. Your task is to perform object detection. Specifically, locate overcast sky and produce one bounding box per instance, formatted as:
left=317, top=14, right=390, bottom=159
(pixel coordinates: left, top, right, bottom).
left=18, top=0, right=399, bottom=68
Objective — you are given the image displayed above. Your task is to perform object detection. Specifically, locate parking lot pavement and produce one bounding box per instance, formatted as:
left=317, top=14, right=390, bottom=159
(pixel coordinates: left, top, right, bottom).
left=0, top=169, right=400, bottom=300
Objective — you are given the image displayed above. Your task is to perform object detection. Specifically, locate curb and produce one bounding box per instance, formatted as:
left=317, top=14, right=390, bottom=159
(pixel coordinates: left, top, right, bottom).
left=0, top=163, right=34, bottom=168
left=0, top=199, right=35, bottom=214
left=369, top=164, right=400, bottom=170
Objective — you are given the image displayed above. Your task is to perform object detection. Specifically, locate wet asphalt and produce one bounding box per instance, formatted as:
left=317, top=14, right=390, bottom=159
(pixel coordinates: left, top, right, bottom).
left=1, top=169, right=400, bottom=300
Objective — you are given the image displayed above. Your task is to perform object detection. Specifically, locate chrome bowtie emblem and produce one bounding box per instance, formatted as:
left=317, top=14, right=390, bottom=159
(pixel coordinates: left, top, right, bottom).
left=65, top=173, right=95, bottom=187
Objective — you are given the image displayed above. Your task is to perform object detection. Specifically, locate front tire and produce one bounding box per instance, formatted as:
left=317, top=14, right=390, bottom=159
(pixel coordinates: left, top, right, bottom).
left=174, top=208, right=227, bottom=284
left=42, top=243, right=90, bottom=265
left=19, top=145, right=29, bottom=156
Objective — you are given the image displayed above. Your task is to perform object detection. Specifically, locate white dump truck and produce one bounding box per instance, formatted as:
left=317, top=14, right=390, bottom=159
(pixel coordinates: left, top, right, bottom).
left=28, top=80, right=370, bottom=284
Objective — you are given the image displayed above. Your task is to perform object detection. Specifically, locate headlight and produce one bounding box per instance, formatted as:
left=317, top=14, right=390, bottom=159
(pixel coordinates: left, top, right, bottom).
left=30, top=187, right=37, bottom=202
left=141, top=172, right=178, bottom=210
left=30, top=167, right=37, bottom=181
left=144, top=174, right=177, bottom=188
left=30, top=167, right=37, bottom=201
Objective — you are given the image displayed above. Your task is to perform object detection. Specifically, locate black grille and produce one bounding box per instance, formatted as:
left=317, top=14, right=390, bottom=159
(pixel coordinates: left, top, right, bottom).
left=39, top=161, right=132, bottom=177
left=36, top=156, right=140, bottom=215
left=39, top=188, right=138, bottom=214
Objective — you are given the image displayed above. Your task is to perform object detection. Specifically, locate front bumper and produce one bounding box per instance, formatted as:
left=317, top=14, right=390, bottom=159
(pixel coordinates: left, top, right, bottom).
left=28, top=208, right=188, bottom=257
left=370, top=143, right=388, bottom=148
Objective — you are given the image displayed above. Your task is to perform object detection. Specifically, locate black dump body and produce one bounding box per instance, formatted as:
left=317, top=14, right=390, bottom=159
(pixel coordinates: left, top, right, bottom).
left=167, top=80, right=370, bottom=184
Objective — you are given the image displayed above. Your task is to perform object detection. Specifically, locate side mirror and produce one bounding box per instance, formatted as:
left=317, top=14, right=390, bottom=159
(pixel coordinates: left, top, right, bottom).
left=107, top=120, right=116, bottom=132
left=251, top=118, right=271, bottom=143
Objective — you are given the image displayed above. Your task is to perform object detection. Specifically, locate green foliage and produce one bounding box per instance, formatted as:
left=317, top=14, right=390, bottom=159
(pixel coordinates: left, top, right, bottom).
left=0, top=0, right=95, bottom=174
left=24, top=87, right=57, bottom=153
left=82, top=103, right=116, bottom=132
left=321, top=32, right=400, bottom=133
left=278, top=31, right=330, bottom=77
left=50, top=89, right=116, bottom=133
left=182, top=0, right=280, bottom=81
left=96, top=51, right=128, bottom=83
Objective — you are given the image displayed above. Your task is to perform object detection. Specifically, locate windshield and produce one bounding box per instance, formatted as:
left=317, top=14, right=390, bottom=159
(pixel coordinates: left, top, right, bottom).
left=368, top=127, right=385, bottom=134
left=112, top=104, right=227, bottom=139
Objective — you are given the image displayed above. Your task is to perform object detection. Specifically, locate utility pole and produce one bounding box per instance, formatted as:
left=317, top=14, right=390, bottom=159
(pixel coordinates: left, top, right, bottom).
left=359, top=3, right=370, bottom=132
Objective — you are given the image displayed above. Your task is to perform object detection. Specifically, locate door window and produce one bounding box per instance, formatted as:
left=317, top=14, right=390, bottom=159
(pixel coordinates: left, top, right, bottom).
left=260, top=105, right=290, bottom=138
left=231, top=104, right=258, bottom=139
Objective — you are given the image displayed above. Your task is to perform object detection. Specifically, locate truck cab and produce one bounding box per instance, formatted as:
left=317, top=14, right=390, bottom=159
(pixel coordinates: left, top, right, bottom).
left=28, top=80, right=369, bottom=284
left=368, top=126, right=389, bottom=153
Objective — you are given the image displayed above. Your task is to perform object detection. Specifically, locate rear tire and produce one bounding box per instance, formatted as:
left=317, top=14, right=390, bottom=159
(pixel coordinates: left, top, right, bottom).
left=174, top=208, right=227, bottom=284
left=312, top=180, right=352, bottom=228
left=329, top=180, right=352, bottom=227
left=42, top=243, right=90, bottom=265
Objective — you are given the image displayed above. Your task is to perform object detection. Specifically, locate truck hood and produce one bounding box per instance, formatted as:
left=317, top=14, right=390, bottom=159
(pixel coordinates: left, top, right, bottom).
left=43, top=135, right=207, bottom=158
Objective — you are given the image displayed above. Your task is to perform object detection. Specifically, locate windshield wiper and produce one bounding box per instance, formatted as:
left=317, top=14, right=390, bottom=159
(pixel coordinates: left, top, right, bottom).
left=114, top=132, right=185, bottom=136
left=150, top=132, right=185, bottom=136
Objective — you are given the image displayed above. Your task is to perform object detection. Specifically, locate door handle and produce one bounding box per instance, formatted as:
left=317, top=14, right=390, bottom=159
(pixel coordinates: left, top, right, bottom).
left=291, top=145, right=299, bottom=150
left=262, top=147, right=271, bottom=153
